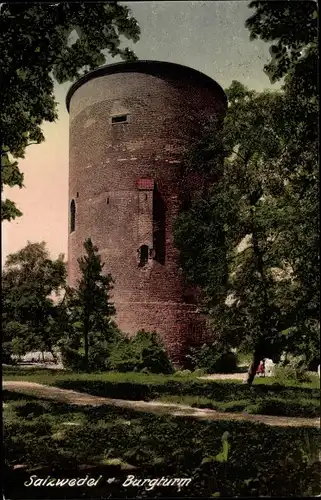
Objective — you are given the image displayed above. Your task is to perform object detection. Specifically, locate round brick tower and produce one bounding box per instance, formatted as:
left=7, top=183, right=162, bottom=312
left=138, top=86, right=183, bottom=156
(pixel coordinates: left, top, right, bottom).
left=66, top=60, right=227, bottom=365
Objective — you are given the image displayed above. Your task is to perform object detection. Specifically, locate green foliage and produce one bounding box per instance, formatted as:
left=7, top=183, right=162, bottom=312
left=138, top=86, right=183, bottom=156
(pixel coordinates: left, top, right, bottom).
left=174, top=77, right=318, bottom=382
left=281, top=323, right=320, bottom=370
left=2, top=242, right=67, bottom=363
left=186, top=343, right=237, bottom=374
left=63, top=244, right=173, bottom=374
left=59, top=346, right=86, bottom=372
left=193, top=368, right=206, bottom=377
left=109, top=330, right=174, bottom=374
left=177, top=394, right=320, bottom=418
left=274, top=365, right=312, bottom=385
left=1, top=2, right=140, bottom=220
left=173, top=1, right=319, bottom=386
left=253, top=397, right=319, bottom=419
left=65, top=238, right=116, bottom=371
left=4, top=393, right=321, bottom=497
left=246, top=0, right=318, bottom=94
left=245, top=0, right=319, bottom=357
left=2, top=322, right=29, bottom=362
left=50, top=375, right=319, bottom=418
left=174, top=369, right=192, bottom=377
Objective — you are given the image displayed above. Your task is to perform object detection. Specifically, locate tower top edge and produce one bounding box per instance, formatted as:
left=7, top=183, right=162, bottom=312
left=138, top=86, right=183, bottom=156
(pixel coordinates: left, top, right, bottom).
left=66, top=59, right=228, bottom=112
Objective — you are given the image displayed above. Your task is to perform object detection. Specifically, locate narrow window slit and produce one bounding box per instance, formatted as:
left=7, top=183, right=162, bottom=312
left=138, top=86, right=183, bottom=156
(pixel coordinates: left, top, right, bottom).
left=70, top=199, right=76, bottom=233
left=138, top=245, right=149, bottom=267
left=111, top=114, right=128, bottom=124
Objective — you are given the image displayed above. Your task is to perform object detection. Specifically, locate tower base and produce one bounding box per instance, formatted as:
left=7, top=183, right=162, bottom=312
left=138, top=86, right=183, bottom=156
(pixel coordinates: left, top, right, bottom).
left=115, top=301, right=212, bottom=366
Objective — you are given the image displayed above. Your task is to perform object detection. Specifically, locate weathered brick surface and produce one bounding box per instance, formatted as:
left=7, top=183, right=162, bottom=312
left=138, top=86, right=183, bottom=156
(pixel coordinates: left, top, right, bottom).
left=67, top=61, right=227, bottom=365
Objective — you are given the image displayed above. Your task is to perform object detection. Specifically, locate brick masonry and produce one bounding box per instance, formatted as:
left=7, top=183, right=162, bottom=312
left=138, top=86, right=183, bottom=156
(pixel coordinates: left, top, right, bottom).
left=67, top=61, right=227, bottom=365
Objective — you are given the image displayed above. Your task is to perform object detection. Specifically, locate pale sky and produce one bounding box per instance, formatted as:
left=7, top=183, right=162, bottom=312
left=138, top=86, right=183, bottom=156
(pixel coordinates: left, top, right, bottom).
left=2, top=1, right=278, bottom=264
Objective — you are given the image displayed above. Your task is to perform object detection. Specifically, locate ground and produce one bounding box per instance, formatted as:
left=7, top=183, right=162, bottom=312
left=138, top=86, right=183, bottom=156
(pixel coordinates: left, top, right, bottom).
left=3, top=380, right=319, bottom=428
left=3, top=367, right=320, bottom=498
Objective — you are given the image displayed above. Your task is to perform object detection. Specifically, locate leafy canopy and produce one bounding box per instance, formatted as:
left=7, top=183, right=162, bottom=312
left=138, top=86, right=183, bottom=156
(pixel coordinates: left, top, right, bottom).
left=0, top=2, right=140, bottom=221
left=2, top=242, right=67, bottom=361
left=246, top=0, right=318, bottom=94
left=174, top=1, right=319, bottom=376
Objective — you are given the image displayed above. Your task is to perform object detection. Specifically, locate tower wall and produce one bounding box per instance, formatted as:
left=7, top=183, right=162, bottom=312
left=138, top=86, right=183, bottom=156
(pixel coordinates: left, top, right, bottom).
left=67, top=61, right=227, bottom=364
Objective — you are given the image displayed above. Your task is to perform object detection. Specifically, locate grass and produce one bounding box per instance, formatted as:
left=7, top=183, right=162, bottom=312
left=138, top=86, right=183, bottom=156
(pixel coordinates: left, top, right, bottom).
left=3, top=390, right=321, bottom=498
left=2, top=366, right=197, bottom=383
left=3, top=366, right=320, bottom=419
left=3, top=365, right=320, bottom=387
left=157, top=394, right=320, bottom=418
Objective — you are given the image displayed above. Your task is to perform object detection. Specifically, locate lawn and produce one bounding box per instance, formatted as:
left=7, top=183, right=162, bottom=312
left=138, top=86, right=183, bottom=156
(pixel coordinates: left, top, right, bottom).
left=3, top=390, right=321, bottom=498
left=3, top=366, right=320, bottom=418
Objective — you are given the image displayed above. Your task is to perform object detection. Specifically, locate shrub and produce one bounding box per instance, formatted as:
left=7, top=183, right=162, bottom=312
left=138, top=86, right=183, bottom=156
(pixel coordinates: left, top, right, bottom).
left=274, top=365, right=312, bottom=384
left=193, top=368, right=206, bottom=376
left=60, top=346, right=86, bottom=372
left=60, top=322, right=126, bottom=372
left=174, top=369, right=192, bottom=376
left=109, top=330, right=174, bottom=374
left=88, top=342, right=113, bottom=372
left=186, top=343, right=238, bottom=373
left=108, top=339, right=138, bottom=372
left=2, top=342, right=17, bottom=365
left=255, top=397, right=320, bottom=418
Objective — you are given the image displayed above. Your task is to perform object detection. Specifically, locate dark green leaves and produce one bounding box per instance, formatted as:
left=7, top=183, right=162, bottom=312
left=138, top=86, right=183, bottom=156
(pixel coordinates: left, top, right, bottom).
left=1, top=2, right=140, bottom=221
left=2, top=242, right=67, bottom=361
left=174, top=72, right=318, bottom=366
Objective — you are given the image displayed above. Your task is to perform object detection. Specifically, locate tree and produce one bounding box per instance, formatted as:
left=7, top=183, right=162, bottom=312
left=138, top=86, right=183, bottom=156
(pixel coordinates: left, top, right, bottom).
left=2, top=242, right=67, bottom=362
left=245, top=0, right=319, bottom=375
left=175, top=82, right=286, bottom=382
left=0, top=2, right=140, bottom=221
left=174, top=77, right=318, bottom=384
left=66, top=238, right=116, bottom=372
left=245, top=0, right=318, bottom=96
left=175, top=2, right=319, bottom=384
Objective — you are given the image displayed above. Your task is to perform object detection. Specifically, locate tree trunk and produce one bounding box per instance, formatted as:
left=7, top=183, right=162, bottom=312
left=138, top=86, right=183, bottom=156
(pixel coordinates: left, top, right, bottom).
left=50, top=349, right=58, bottom=364
left=246, top=350, right=263, bottom=386
left=83, top=316, right=89, bottom=372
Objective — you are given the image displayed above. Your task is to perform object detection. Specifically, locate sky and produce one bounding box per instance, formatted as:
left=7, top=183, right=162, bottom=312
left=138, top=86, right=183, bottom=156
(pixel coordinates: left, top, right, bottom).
left=2, top=1, right=279, bottom=265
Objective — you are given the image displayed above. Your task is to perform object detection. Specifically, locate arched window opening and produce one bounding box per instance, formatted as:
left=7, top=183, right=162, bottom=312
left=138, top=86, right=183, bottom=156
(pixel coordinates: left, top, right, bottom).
left=70, top=199, right=76, bottom=233
left=153, top=191, right=166, bottom=264
left=138, top=245, right=149, bottom=267
left=182, top=292, right=197, bottom=304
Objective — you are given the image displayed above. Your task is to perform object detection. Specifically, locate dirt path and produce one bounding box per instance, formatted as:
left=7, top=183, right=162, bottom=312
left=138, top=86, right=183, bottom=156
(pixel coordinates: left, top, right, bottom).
left=199, top=373, right=247, bottom=381
left=3, top=380, right=319, bottom=428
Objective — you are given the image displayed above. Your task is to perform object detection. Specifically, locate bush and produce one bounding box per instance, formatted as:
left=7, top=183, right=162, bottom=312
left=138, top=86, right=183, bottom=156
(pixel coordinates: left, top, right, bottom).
left=108, top=339, right=138, bottom=372
left=186, top=343, right=238, bottom=373
left=174, top=369, right=192, bottom=376
left=2, top=342, right=18, bottom=365
left=274, top=365, right=312, bottom=384
left=88, top=342, right=113, bottom=372
left=60, top=346, right=86, bottom=372
left=193, top=368, right=206, bottom=376
left=60, top=322, right=126, bottom=372
left=109, top=330, right=174, bottom=374
left=255, top=397, right=320, bottom=418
